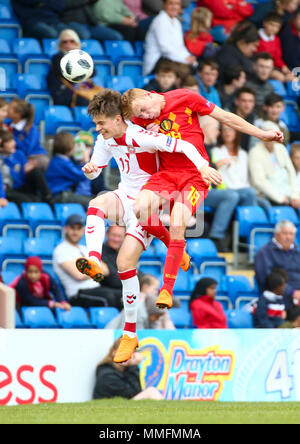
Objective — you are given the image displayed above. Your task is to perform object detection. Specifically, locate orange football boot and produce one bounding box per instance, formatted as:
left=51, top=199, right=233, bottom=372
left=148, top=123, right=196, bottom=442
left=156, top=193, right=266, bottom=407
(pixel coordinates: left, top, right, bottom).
left=180, top=249, right=191, bottom=272
left=113, top=334, right=139, bottom=363
left=76, top=257, right=104, bottom=283
left=156, top=289, right=173, bottom=309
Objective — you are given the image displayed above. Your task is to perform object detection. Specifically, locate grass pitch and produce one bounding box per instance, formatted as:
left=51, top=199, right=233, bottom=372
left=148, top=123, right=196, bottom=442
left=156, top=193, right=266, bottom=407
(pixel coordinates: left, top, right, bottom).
left=0, top=399, right=300, bottom=424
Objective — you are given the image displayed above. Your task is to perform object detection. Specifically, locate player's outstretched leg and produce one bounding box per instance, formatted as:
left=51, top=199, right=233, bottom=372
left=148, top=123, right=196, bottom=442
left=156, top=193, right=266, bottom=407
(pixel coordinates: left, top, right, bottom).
left=76, top=192, right=121, bottom=282
left=113, top=236, right=144, bottom=363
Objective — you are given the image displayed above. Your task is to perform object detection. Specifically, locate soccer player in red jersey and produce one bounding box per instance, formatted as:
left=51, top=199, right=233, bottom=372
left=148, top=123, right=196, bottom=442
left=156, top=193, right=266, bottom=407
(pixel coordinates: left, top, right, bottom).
left=121, top=88, right=284, bottom=309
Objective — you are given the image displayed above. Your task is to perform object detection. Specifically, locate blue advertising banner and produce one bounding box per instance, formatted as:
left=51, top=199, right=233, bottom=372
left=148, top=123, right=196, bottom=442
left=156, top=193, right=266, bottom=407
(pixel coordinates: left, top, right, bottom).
left=120, top=329, right=300, bottom=402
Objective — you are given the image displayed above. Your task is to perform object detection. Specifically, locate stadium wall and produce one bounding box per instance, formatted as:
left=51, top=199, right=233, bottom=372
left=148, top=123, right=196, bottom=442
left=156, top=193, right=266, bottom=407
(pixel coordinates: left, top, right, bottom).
left=1, top=329, right=300, bottom=405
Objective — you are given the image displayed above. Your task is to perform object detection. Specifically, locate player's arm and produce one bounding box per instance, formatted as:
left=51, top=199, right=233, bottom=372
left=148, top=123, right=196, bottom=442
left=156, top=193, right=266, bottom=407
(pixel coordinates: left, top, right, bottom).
left=82, top=135, right=112, bottom=180
left=210, top=106, right=284, bottom=142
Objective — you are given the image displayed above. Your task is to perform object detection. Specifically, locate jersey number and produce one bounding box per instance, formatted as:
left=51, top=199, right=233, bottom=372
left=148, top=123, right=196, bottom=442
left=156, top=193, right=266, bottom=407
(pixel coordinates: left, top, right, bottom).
left=120, top=157, right=130, bottom=174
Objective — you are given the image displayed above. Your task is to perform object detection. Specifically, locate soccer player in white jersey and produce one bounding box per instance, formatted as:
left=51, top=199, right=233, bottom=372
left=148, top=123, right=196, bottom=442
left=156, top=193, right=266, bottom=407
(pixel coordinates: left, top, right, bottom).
left=76, top=89, right=222, bottom=362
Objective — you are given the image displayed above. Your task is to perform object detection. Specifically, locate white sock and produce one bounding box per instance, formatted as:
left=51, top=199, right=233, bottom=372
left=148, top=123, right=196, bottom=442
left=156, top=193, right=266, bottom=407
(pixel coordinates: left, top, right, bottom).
left=118, top=268, right=139, bottom=338
left=85, top=206, right=106, bottom=265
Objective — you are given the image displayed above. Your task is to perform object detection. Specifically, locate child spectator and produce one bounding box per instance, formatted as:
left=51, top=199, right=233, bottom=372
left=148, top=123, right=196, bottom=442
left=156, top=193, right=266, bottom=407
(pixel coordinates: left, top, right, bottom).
left=251, top=93, right=290, bottom=148
left=217, top=65, right=246, bottom=109
left=195, top=60, right=222, bottom=107
left=253, top=271, right=287, bottom=328
left=189, top=277, right=227, bottom=328
left=280, top=8, right=300, bottom=70
left=144, top=60, right=178, bottom=93
left=93, top=337, right=163, bottom=400
left=46, top=132, right=92, bottom=206
left=181, top=75, right=200, bottom=94
left=10, top=256, right=71, bottom=311
left=257, top=12, right=294, bottom=83
left=290, top=142, right=300, bottom=193
left=251, top=0, right=299, bottom=29
left=0, top=130, right=52, bottom=204
left=279, top=306, right=300, bottom=328
left=0, top=98, right=8, bottom=131
left=7, top=99, right=48, bottom=169
left=184, top=7, right=216, bottom=59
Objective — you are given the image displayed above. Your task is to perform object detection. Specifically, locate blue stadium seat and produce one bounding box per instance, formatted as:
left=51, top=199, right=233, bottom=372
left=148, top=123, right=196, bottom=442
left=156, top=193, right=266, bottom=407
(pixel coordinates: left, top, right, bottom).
left=0, top=201, right=22, bottom=228
left=117, top=63, right=142, bottom=80
left=3, top=261, right=26, bottom=274
left=2, top=270, right=17, bottom=286
left=89, top=307, right=119, bottom=328
left=236, top=206, right=270, bottom=237
left=25, top=59, right=50, bottom=76
left=138, top=264, right=162, bottom=278
left=106, top=75, right=136, bottom=93
left=45, top=105, right=80, bottom=135
left=286, top=81, right=300, bottom=98
left=0, top=56, right=20, bottom=80
left=0, top=38, right=11, bottom=54
left=0, top=236, right=23, bottom=267
left=134, top=41, right=144, bottom=57
left=24, top=237, right=56, bottom=258
left=15, top=73, right=49, bottom=98
left=54, top=203, right=86, bottom=225
left=169, top=307, right=193, bottom=328
left=137, top=75, right=154, bottom=88
left=15, top=310, right=24, bottom=328
left=73, top=106, right=95, bottom=131
left=225, top=309, right=253, bottom=328
left=235, top=292, right=259, bottom=310
left=42, top=38, right=58, bottom=57
left=280, top=101, right=300, bottom=132
left=55, top=307, right=92, bottom=328
left=0, top=4, right=13, bottom=18
left=186, top=238, right=219, bottom=269
left=173, top=269, right=192, bottom=295
left=225, top=275, right=253, bottom=306
left=81, top=39, right=104, bottom=55
left=104, top=40, right=136, bottom=65
left=251, top=230, right=274, bottom=258
left=268, top=79, right=287, bottom=97
left=21, top=202, right=57, bottom=230
left=0, top=20, right=22, bottom=42
left=27, top=95, right=53, bottom=125
left=93, top=59, right=115, bottom=77
left=154, top=242, right=168, bottom=261
left=199, top=262, right=227, bottom=283
left=267, top=206, right=299, bottom=225
left=22, top=306, right=58, bottom=328
left=12, top=38, right=44, bottom=64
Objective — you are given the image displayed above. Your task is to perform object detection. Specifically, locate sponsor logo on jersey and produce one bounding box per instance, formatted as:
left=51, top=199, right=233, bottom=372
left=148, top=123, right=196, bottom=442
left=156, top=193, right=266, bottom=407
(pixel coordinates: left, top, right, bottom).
left=160, top=119, right=173, bottom=132
left=206, top=100, right=212, bottom=108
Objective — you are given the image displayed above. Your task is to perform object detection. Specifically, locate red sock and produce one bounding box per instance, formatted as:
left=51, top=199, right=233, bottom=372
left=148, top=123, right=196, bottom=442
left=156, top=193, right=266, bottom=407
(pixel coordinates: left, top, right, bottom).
left=142, top=213, right=170, bottom=248
left=162, top=239, right=186, bottom=294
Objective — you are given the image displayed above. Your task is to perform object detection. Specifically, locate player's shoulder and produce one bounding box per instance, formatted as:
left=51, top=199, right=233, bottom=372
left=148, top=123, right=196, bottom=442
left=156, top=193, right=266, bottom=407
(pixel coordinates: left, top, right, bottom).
left=164, top=88, right=207, bottom=103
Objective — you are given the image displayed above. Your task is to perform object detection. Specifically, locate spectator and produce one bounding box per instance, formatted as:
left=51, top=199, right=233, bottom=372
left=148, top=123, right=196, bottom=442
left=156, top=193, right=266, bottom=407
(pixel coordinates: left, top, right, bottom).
left=290, top=142, right=300, bottom=192
left=246, top=52, right=275, bottom=109
left=253, top=271, right=287, bottom=328
left=0, top=130, right=52, bottom=204
left=46, top=132, right=92, bottom=206
left=11, top=0, right=87, bottom=40
left=279, top=306, right=300, bottom=327
left=93, top=337, right=163, bottom=400
left=10, top=256, right=71, bottom=311
left=0, top=170, right=8, bottom=208
left=228, top=86, right=256, bottom=151
left=257, top=12, right=294, bottom=83
left=216, top=21, right=259, bottom=79
left=196, top=0, right=254, bottom=36
left=142, top=0, right=192, bottom=16
left=249, top=121, right=300, bottom=209
left=143, top=0, right=196, bottom=75
left=251, top=0, right=299, bottom=30
left=60, top=0, right=123, bottom=41
left=217, top=65, right=246, bottom=109
left=53, top=215, right=123, bottom=309
left=181, top=75, right=200, bottom=93
left=255, top=219, right=300, bottom=309
left=144, top=60, right=178, bottom=92
left=189, top=277, right=227, bottom=328
left=211, top=125, right=258, bottom=207
left=47, top=29, right=97, bottom=107
left=0, top=98, right=8, bottom=132
left=250, top=93, right=290, bottom=148
left=195, top=60, right=222, bottom=107
left=184, top=7, right=216, bottom=59
left=280, top=7, right=300, bottom=70
left=7, top=99, right=48, bottom=169
left=106, top=274, right=176, bottom=329
left=92, top=0, right=147, bottom=42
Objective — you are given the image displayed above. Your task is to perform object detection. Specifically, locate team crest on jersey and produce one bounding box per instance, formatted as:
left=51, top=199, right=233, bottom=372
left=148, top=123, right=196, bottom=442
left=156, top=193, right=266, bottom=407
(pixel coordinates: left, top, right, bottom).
left=160, top=119, right=173, bottom=132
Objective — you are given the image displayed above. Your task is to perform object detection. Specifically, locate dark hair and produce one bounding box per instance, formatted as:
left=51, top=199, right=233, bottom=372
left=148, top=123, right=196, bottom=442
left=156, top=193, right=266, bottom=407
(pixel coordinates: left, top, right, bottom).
left=263, top=12, right=283, bottom=24
left=271, top=267, right=289, bottom=282
left=228, top=21, right=259, bottom=45
left=264, top=272, right=285, bottom=292
left=182, top=75, right=199, bottom=87
left=217, top=124, right=241, bottom=156
left=154, top=59, right=178, bottom=75
left=0, top=130, right=13, bottom=147
left=10, top=98, right=34, bottom=133
left=264, top=92, right=284, bottom=106
left=52, top=132, right=74, bottom=156
left=235, top=86, right=256, bottom=99
left=197, top=59, right=219, bottom=73
left=88, top=89, right=122, bottom=118
left=286, top=306, right=300, bottom=321
left=223, top=65, right=244, bottom=85
left=254, top=52, right=274, bottom=62
left=189, top=277, right=217, bottom=308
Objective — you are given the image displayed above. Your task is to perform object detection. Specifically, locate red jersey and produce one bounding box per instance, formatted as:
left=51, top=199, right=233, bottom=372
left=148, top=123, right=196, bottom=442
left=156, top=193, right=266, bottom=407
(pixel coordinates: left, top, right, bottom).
left=133, top=89, right=215, bottom=173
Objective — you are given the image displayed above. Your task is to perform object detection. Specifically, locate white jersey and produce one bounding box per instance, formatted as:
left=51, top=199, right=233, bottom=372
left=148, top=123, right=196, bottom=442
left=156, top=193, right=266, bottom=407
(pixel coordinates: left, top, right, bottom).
left=86, top=122, right=208, bottom=198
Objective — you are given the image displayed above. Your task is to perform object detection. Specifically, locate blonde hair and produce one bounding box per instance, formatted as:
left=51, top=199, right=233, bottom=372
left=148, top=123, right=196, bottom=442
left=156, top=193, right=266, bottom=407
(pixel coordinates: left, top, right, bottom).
left=98, top=338, right=121, bottom=365
left=189, top=7, right=213, bottom=38
left=58, top=29, right=81, bottom=52
left=121, top=88, right=146, bottom=120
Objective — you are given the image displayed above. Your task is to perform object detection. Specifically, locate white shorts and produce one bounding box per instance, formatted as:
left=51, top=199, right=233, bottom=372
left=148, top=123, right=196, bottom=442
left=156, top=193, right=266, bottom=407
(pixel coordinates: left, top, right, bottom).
left=112, top=189, right=153, bottom=250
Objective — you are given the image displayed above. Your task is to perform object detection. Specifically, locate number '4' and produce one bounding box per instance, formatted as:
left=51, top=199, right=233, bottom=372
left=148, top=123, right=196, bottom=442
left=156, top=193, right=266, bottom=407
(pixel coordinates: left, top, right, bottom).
left=265, top=350, right=293, bottom=399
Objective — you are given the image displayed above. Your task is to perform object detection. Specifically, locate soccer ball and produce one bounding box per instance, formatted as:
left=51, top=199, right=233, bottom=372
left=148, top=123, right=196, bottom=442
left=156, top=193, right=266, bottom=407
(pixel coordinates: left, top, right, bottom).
left=60, top=49, right=94, bottom=83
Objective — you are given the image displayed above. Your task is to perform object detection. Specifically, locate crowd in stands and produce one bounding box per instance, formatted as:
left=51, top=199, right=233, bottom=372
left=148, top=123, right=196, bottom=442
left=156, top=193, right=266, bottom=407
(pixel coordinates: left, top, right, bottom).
left=2, top=0, right=300, bottom=332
